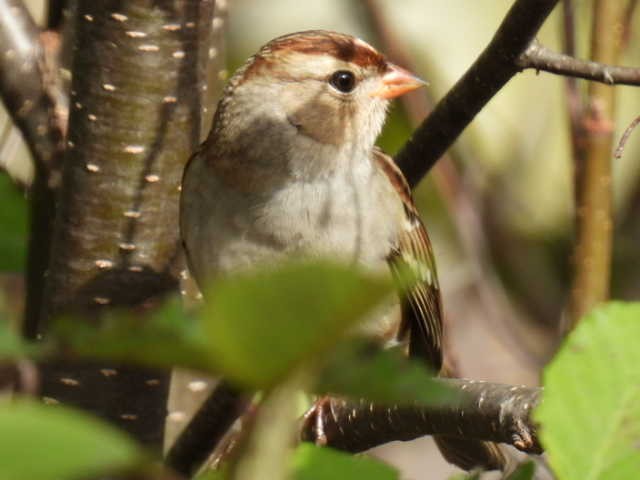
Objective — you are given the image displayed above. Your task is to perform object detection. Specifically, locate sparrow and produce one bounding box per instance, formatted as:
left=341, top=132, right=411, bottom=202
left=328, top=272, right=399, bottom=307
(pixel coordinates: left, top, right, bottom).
left=180, top=30, right=504, bottom=471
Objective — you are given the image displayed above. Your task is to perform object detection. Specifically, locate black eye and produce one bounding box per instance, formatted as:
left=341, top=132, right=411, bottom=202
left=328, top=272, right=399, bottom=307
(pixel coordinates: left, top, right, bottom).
left=329, top=70, right=356, bottom=93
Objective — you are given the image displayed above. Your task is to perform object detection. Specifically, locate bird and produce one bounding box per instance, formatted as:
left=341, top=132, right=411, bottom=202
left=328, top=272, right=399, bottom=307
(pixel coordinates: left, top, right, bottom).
left=180, top=30, right=504, bottom=472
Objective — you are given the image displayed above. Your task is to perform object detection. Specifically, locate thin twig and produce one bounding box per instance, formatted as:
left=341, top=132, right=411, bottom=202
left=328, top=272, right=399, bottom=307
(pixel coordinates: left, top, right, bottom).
left=614, top=115, right=640, bottom=159
left=561, top=0, right=585, bottom=196
left=517, top=41, right=640, bottom=86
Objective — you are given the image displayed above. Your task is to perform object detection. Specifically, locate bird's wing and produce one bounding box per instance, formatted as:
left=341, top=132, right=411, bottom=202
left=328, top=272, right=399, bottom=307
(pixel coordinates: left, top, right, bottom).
left=372, top=147, right=443, bottom=372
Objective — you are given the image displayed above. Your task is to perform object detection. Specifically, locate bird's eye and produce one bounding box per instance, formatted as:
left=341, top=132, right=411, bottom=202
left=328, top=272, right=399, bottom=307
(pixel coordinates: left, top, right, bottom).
left=329, top=70, right=356, bottom=93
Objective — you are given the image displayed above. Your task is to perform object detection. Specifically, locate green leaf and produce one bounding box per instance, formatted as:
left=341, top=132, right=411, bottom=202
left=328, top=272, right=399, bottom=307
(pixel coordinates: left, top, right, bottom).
left=448, top=472, right=480, bottom=480
left=0, top=175, right=27, bottom=272
left=292, top=444, right=398, bottom=480
left=0, top=399, right=143, bottom=480
left=535, top=302, right=640, bottom=480
left=316, top=342, right=455, bottom=405
left=200, top=260, right=392, bottom=388
left=235, top=371, right=309, bottom=480
left=505, top=461, right=535, bottom=480
left=195, top=469, right=228, bottom=480
left=54, top=297, right=212, bottom=372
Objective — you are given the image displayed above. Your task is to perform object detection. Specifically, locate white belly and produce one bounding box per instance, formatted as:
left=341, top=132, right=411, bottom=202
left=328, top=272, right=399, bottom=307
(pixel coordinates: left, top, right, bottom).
left=181, top=155, right=405, bottom=282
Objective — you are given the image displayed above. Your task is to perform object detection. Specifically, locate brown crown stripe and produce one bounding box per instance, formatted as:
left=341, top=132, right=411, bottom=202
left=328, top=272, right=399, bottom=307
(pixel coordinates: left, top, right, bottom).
left=261, top=30, right=388, bottom=71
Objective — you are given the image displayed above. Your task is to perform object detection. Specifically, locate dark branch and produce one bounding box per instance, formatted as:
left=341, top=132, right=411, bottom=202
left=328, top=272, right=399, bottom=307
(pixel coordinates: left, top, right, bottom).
left=300, top=379, right=542, bottom=455
left=395, top=0, right=559, bottom=187
left=165, top=382, right=248, bottom=477
left=47, top=0, right=67, bottom=30
left=517, top=41, right=640, bottom=86
left=0, top=0, right=66, bottom=177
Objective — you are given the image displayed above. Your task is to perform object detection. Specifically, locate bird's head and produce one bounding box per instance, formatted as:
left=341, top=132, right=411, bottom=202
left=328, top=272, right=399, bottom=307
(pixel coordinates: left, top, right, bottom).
left=209, top=30, right=425, bottom=175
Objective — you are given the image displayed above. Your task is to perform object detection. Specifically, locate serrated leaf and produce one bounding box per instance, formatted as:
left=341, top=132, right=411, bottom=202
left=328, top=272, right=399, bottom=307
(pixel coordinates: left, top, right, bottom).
left=200, top=260, right=392, bottom=388
left=292, top=444, right=398, bottom=480
left=0, top=399, right=143, bottom=480
left=316, top=342, right=455, bottom=405
left=54, top=297, right=212, bottom=372
left=536, top=302, right=640, bottom=480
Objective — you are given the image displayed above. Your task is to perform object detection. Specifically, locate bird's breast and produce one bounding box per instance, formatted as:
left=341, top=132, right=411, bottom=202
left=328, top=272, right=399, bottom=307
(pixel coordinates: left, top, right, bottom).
left=181, top=155, right=405, bottom=283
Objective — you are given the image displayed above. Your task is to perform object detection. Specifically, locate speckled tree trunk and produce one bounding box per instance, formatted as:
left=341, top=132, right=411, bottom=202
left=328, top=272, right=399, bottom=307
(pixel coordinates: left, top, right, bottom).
left=39, top=0, right=213, bottom=447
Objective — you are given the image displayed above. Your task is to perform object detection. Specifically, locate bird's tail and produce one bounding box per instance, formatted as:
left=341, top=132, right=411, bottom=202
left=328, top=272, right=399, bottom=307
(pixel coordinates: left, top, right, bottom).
left=434, top=435, right=506, bottom=471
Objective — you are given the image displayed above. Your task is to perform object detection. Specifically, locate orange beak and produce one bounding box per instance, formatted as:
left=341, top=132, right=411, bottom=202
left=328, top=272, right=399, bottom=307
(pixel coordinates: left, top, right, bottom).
left=369, top=64, right=428, bottom=99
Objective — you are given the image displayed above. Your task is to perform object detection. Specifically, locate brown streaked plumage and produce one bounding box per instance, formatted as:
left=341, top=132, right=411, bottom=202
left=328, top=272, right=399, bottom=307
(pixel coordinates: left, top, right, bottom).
left=372, top=147, right=443, bottom=370
left=180, top=30, right=505, bottom=472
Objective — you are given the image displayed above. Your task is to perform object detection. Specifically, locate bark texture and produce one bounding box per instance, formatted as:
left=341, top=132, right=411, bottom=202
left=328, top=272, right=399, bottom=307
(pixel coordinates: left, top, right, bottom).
left=39, top=1, right=213, bottom=446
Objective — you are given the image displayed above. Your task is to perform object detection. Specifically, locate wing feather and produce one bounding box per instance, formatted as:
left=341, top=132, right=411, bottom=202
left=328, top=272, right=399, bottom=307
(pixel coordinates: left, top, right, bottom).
left=372, top=148, right=443, bottom=372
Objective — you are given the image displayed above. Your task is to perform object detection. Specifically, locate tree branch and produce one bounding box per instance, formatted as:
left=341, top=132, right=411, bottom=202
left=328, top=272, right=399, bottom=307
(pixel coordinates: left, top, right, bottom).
left=165, top=382, right=248, bottom=477
left=517, top=41, right=640, bottom=86
left=0, top=0, right=66, bottom=177
left=395, top=0, right=559, bottom=188
left=300, top=379, right=542, bottom=455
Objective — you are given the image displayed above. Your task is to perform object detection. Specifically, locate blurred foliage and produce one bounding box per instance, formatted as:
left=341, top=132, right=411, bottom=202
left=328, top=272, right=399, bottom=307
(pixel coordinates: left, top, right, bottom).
left=316, top=341, right=454, bottom=405
left=505, top=462, right=535, bottom=480
left=197, top=470, right=228, bottom=480
left=53, top=298, right=212, bottom=372
left=0, top=399, right=144, bottom=480
left=52, top=259, right=455, bottom=406
left=292, top=444, right=398, bottom=480
left=0, top=259, right=456, bottom=479
left=536, top=302, right=640, bottom=480
left=0, top=175, right=27, bottom=272
left=198, top=444, right=400, bottom=480
left=200, top=260, right=391, bottom=389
